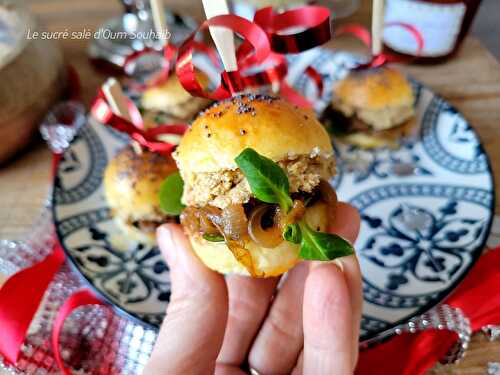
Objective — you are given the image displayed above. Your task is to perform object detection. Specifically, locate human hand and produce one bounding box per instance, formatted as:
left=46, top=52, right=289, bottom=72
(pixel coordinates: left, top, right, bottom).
left=144, top=202, right=362, bottom=375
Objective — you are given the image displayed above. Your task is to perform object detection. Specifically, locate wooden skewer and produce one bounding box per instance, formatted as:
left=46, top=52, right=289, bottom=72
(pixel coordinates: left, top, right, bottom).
left=201, top=0, right=238, bottom=72
left=102, top=78, right=132, bottom=121
left=102, top=78, right=143, bottom=155
left=371, top=0, right=385, bottom=56
left=150, top=0, right=168, bottom=47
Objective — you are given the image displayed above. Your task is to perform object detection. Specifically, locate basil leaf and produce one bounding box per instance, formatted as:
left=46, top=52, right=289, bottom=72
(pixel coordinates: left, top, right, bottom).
left=235, top=148, right=293, bottom=211
left=283, top=223, right=302, bottom=244
left=159, top=171, right=185, bottom=216
left=298, top=223, right=354, bottom=261
left=203, top=233, right=225, bottom=242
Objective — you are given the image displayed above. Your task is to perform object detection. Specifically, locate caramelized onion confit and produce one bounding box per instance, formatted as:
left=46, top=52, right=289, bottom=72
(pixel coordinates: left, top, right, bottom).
left=181, top=206, right=220, bottom=236
left=206, top=204, right=248, bottom=241
left=283, top=200, right=306, bottom=226
left=248, top=205, right=283, bottom=248
left=318, top=180, right=337, bottom=225
left=181, top=180, right=337, bottom=257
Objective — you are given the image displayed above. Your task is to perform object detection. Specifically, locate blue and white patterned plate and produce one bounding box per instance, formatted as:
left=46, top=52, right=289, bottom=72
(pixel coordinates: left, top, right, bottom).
left=53, top=49, right=495, bottom=343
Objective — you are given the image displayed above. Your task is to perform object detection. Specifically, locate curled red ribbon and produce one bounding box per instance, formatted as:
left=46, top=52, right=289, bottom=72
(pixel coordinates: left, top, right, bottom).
left=0, top=244, right=65, bottom=364
left=335, top=22, right=424, bottom=69
left=52, top=290, right=109, bottom=375
left=90, top=90, right=188, bottom=157
left=253, top=6, right=331, bottom=54
left=357, top=247, right=500, bottom=375
left=176, top=14, right=271, bottom=99
left=176, top=6, right=331, bottom=106
left=124, top=42, right=220, bottom=92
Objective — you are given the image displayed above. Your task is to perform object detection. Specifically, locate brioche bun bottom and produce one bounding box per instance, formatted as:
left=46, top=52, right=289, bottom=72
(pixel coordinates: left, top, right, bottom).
left=339, top=118, right=418, bottom=149
left=188, top=202, right=329, bottom=277
left=113, top=216, right=157, bottom=247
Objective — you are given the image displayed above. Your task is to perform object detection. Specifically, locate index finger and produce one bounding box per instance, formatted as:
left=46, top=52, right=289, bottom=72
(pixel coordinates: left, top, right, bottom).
left=303, top=262, right=354, bottom=374
left=328, top=202, right=363, bottom=367
left=301, top=201, right=363, bottom=373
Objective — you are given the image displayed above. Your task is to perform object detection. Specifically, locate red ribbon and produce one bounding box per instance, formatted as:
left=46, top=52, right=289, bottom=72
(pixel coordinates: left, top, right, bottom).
left=52, top=290, right=108, bottom=375
left=176, top=6, right=331, bottom=106
left=90, top=90, right=188, bottom=157
left=0, top=244, right=65, bottom=364
left=357, top=247, right=500, bottom=375
left=0, top=66, right=107, bottom=373
left=0, top=149, right=108, bottom=374
left=176, top=14, right=272, bottom=99
left=123, top=42, right=221, bottom=93
left=335, top=22, right=424, bottom=69
left=253, top=6, right=331, bottom=54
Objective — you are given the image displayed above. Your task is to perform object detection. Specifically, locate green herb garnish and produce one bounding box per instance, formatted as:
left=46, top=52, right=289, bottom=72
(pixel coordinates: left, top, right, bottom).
left=235, top=148, right=293, bottom=212
left=298, top=223, right=353, bottom=260
left=159, top=171, right=185, bottom=216
left=283, top=223, right=302, bottom=244
left=203, top=233, right=225, bottom=242
left=235, top=148, right=354, bottom=261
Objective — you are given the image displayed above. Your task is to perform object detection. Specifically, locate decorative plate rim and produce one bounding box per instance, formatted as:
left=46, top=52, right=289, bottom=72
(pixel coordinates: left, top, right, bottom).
left=51, top=63, right=497, bottom=343
left=358, top=184, right=495, bottom=345
left=354, top=81, right=496, bottom=343
left=51, top=196, right=158, bottom=330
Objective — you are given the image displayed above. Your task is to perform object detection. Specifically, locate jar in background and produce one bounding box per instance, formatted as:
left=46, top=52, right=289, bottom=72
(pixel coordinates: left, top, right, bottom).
left=231, top=0, right=361, bottom=19
left=382, top=0, right=483, bottom=63
left=0, top=0, right=66, bottom=164
left=310, top=0, right=361, bottom=19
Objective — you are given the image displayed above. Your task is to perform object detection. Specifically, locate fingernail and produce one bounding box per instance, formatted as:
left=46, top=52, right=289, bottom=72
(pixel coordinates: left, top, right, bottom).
left=310, top=260, right=343, bottom=272
left=333, top=259, right=344, bottom=272
left=157, top=225, right=177, bottom=266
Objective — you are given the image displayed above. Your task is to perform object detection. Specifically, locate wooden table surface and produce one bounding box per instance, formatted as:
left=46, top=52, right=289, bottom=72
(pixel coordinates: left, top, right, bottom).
left=1, top=0, right=500, bottom=373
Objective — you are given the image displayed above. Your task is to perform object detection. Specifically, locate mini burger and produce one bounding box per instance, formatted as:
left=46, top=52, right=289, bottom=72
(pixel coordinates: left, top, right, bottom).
left=104, top=145, right=178, bottom=245
left=323, top=67, right=416, bottom=149
left=141, top=72, right=211, bottom=123
left=160, top=94, right=354, bottom=277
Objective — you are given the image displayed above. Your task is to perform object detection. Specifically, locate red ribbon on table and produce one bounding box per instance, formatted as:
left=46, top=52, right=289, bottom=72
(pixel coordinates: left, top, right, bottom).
left=52, top=290, right=107, bottom=375
left=176, top=6, right=331, bottom=106
left=335, top=22, right=424, bottom=69
left=0, top=244, right=65, bottom=364
left=90, top=90, right=188, bottom=157
left=0, top=151, right=109, bottom=373
left=0, top=62, right=84, bottom=365
left=0, top=64, right=110, bottom=373
left=357, top=247, right=500, bottom=375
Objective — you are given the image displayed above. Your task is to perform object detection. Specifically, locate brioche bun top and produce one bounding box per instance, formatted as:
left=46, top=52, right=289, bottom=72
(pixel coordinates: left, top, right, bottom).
left=333, top=67, right=414, bottom=110
left=174, top=94, right=333, bottom=177
left=103, top=146, right=177, bottom=222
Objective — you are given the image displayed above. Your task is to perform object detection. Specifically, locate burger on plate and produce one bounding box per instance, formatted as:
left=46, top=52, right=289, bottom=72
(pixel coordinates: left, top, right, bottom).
left=160, top=94, right=354, bottom=277
left=104, top=145, right=178, bottom=245
left=322, top=67, right=417, bottom=149
left=141, top=72, right=211, bottom=124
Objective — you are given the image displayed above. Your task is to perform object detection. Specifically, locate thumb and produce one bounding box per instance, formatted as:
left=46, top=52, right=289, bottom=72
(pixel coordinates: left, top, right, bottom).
left=144, top=224, right=228, bottom=375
